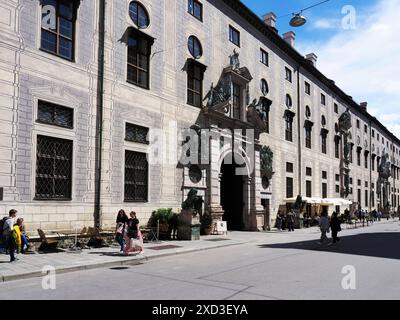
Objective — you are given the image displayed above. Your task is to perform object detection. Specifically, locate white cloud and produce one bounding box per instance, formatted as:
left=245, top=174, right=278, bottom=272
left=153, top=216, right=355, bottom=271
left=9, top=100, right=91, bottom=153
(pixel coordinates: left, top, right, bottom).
left=298, top=0, right=400, bottom=139
left=312, top=18, right=340, bottom=30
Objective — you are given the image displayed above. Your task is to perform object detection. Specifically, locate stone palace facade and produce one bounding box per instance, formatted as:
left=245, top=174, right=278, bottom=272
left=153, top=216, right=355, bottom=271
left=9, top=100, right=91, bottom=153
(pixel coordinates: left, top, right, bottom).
left=0, top=0, right=399, bottom=232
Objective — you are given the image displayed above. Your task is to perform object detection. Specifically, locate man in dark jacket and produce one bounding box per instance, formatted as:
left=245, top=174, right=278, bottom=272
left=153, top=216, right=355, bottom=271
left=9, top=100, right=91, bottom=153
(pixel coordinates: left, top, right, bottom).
left=330, top=211, right=341, bottom=245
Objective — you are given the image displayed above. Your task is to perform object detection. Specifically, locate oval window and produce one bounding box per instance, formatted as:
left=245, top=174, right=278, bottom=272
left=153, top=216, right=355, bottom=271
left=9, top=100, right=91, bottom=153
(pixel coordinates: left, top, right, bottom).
left=286, top=94, right=292, bottom=108
left=129, top=1, right=150, bottom=29
left=188, top=36, right=202, bottom=59
left=321, top=115, right=326, bottom=127
left=261, top=79, right=269, bottom=96
left=189, top=165, right=202, bottom=183
left=305, top=106, right=311, bottom=118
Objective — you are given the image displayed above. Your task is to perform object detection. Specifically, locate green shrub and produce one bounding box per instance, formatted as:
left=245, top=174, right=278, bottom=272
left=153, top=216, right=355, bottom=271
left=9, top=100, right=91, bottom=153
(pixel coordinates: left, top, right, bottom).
left=148, top=208, right=176, bottom=226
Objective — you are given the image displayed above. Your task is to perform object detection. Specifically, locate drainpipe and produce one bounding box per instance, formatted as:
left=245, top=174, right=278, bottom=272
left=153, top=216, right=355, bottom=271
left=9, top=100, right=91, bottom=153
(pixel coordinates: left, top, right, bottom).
left=296, top=65, right=302, bottom=197
left=369, top=120, right=372, bottom=212
left=94, top=0, right=106, bottom=229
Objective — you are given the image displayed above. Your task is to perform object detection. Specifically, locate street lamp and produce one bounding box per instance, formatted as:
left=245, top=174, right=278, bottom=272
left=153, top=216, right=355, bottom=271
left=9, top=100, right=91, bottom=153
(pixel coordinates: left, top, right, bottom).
left=290, top=13, right=307, bottom=27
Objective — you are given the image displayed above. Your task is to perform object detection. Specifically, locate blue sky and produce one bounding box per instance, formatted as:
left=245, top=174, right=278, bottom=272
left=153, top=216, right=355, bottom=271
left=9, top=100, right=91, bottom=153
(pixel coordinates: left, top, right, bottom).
left=242, top=0, right=400, bottom=138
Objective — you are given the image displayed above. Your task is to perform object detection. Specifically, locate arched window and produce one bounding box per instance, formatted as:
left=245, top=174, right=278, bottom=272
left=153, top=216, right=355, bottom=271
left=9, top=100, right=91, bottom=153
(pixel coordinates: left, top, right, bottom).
left=285, top=94, right=292, bottom=108
left=188, top=36, right=202, bottom=59
left=129, top=1, right=150, bottom=29
left=261, top=79, right=269, bottom=96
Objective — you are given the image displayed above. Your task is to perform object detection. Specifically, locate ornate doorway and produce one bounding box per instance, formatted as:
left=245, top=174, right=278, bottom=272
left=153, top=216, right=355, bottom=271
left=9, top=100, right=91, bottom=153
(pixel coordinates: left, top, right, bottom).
left=220, top=155, right=245, bottom=230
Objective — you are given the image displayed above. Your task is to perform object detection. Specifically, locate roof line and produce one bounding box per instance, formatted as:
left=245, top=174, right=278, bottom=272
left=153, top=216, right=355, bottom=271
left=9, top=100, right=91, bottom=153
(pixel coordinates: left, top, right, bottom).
left=221, top=0, right=400, bottom=146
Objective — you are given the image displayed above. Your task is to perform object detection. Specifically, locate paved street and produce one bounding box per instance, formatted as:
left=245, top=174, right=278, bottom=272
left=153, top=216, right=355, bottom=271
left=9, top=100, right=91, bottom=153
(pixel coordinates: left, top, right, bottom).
left=1, top=220, right=400, bottom=300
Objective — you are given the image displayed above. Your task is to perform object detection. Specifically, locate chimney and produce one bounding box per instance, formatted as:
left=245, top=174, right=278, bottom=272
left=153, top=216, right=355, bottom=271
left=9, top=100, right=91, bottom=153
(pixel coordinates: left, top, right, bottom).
left=263, top=12, right=277, bottom=29
left=283, top=31, right=295, bottom=48
left=360, top=102, right=368, bottom=112
left=305, top=53, right=318, bottom=67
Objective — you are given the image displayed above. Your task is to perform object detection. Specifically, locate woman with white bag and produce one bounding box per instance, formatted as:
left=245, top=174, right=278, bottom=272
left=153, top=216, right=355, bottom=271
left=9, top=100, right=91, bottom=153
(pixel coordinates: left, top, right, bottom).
left=123, top=211, right=144, bottom=255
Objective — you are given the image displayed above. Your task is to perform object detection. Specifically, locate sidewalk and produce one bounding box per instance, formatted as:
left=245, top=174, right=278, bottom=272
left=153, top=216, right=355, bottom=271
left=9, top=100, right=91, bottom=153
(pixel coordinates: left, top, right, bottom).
left=0, top=235, right=249, bottom=282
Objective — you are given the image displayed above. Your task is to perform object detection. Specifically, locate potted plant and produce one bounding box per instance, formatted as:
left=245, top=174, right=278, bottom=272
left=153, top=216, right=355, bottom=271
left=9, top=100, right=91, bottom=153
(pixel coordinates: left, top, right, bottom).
left=200, top=212, right=213, bottom=235
left=149, top=208, right=176, bottom=240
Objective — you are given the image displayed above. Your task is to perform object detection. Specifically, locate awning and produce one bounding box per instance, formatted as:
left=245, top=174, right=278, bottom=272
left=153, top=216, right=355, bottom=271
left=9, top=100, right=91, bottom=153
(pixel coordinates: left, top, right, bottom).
left=322, top=198, right=353, bottom=206
left=284, top=197, right=352, bottom=206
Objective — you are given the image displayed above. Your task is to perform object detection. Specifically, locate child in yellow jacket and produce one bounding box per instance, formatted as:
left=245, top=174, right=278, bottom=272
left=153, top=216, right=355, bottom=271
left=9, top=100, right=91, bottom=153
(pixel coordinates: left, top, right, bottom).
left=13, top=222, right=22, bottom=254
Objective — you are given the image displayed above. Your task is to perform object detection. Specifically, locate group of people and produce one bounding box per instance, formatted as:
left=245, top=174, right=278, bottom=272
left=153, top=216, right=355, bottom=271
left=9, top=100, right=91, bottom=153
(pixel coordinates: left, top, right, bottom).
left=275, top=210, right=295, bottom=232
left=1, top=209, right=30, bottom=262
left=318, top=211, right=342, bottom=246
left=115, top=209, right=144, bottom=256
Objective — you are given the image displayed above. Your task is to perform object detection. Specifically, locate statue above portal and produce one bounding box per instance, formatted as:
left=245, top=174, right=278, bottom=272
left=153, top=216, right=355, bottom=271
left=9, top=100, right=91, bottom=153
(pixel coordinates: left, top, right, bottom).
left=229, top=49, right=240, bottom=70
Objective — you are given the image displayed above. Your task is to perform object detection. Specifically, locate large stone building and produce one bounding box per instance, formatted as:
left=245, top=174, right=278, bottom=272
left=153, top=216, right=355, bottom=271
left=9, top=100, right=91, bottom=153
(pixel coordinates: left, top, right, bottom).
left=0, top=0, right=399, bottom=232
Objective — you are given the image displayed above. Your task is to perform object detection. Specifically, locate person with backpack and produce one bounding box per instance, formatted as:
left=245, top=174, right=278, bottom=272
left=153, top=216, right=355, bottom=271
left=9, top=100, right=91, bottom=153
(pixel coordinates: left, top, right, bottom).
left=2, top=209, right=18, bottom=262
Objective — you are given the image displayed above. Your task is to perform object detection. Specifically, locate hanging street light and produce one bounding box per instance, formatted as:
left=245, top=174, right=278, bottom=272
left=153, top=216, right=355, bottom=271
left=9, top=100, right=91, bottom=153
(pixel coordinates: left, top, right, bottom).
left=289, top=13, right=307, bottom=27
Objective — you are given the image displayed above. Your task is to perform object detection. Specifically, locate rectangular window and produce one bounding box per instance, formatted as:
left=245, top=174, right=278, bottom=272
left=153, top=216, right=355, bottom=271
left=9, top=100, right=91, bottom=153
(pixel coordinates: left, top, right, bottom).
left=334, top=103, right=338, bottom=113
left=364, top=124, right=368, bottom=134
left=35, top=135, right=72, bottom=200
left=358, top=179, right=361, bottom=186
left=124, top=150, right=148, bottom=202
left=365, top=181, right=368, bottom=188
left=321, top=93, right=326, bottom=105
left=37, top=100, right=73, bottom=129
left=127, top=34, right=151, bottom=89
left=306, top=167, right=312, bottom=176
left=306, top=181, right=312, bottom=198
left=335, top=138, right=340, bottom=158
left=305, top=81, right=311, bottom=95
left=357, top=150, right=361, bottom=166
left=349, top=144, right=353, bottom=163
left=336, top=185, right=340, bottom=193
left=285, top=67, right=292, bottom=82
left=350, top=177, right=353, bottom=184
left=357, top=119, right=360, bottom=129
left=305, top=126, right=312, bottom=149
left=125, top=123, right=149, bottom=144
left=322, top=171, right=327, bottom=180
left=286, top=162, right=293, bottom=173
left=229, top=25, right=240, bottom=46
left=321, top=134, right=327, bottom=154
left=372, top=157, right=375, bottom=171
left=260, top=48, right=268, bottom=66
left=40, top=0, right=76, bottom=61
left=286, top=177, right=293, bottom=198
left=322, top=183, right=327, bottom=198
left=285, top=114, right=293, bottom=142
left=188, top=0, right=202, bottom=21
left=335, top=174, right=340, bottom=182
left=377, top=133, right=379, bottom=141
left=232, top=83, right=241, bottom=119
left=365, top=190, right=368, bottom=207
left=358, top=189, right=361, bottom=205
left=372, top=129, right=375, bottom=138
left=364, top=153, right=368, bottom=169
left=187, top=61, right=204, bottom=107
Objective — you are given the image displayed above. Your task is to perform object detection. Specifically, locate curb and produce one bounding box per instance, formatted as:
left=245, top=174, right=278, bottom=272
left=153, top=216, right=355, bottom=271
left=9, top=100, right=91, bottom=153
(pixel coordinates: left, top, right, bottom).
left=1, top=240, right=248, bottom=283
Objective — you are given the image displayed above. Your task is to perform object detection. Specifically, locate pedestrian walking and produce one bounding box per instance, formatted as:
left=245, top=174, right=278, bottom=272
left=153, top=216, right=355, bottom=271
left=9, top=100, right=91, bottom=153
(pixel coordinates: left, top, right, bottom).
left=329, top=212, right=341, bottom=245
left=123, top=211, right=144, bottom=256
left=2, top=209, right=18, bottom=262
left=275, top=211, right=283, bottom=231
left=318, top=212, right=330, bottom=245
left=115, top=209, right=128, bottom=252
left=287, top=210, right=295, bottom=232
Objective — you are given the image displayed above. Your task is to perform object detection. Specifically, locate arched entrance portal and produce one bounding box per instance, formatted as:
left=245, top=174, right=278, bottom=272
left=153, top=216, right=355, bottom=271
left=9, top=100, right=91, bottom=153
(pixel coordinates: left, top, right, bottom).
left=220, top=155, right=246, bottom=230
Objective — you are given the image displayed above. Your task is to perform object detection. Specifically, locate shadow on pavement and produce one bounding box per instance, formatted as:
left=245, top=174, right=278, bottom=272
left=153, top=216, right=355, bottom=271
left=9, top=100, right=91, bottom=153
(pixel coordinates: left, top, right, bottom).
left=258, top=232, right=400, bottom=260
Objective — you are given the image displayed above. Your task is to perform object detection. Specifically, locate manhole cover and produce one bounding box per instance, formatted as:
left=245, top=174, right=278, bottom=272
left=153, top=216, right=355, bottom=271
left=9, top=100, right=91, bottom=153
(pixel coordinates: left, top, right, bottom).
left=148, top=245, right=182, bottom=250
left=204, top=238, right=230, bottom=241
left=110, top=267, right=130, bottom=270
